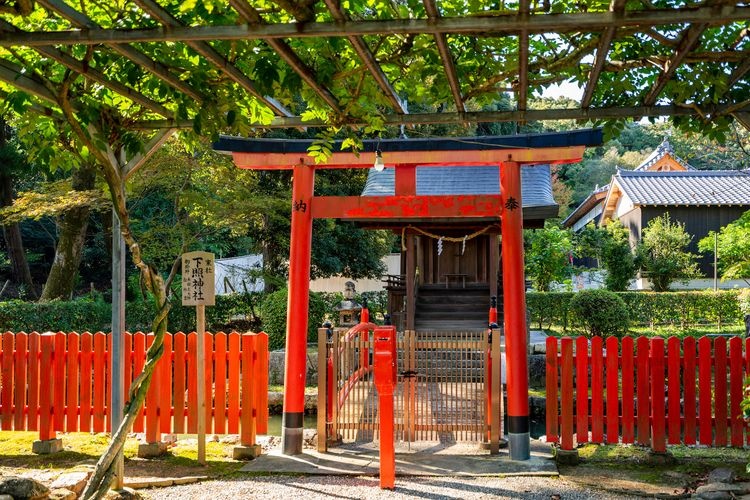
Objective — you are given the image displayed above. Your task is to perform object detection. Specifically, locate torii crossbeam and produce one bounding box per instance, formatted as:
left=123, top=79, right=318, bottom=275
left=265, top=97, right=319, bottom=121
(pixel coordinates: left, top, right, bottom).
left=215, top=129, right=602, bottom=460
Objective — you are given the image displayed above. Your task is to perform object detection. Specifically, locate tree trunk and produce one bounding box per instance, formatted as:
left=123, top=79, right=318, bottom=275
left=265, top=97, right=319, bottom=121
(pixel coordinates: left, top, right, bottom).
left=0, top=122, right=35, bottom=296
left=40, top=163, right=96, bottom=301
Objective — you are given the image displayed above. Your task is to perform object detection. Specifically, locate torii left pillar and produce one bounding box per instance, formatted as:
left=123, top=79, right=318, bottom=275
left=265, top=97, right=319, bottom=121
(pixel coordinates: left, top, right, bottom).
left=282, top=164, right=315, bottom=455
left=501, top=161, right=530, bottom=460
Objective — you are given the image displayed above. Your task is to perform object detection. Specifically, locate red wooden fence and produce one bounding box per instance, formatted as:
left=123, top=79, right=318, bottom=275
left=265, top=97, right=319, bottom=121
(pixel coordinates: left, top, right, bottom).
left=546, top=335, right=749, bottom=451
left=0, top=331, right=268, bottom=448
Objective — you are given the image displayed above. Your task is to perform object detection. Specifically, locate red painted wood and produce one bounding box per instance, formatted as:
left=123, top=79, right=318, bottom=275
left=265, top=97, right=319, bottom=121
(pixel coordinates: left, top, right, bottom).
left=1, top=332, right=13, bottom=430
left=123, top=333, right=132, bottom=413
left=312, top=194, right=504, bottom=220
left=214, top=332, right=227, bottom=434
left=683, top=336, right=697, bottom=445
left=698, top=336, right=713, bottom=446
left=591, top=336, right=604, bottom=443
left=545, top=337, right=559, bottom=444
left=145, top=335, right=159, bottom=443
left=713, top=337, right=727, bottom=447
left=106, top=332, right=112, bottom=432
left=575, top=336, right=589, bottom=444
left=636, top=337, right=650, bottom=446
left=66, top=333, right=79, bottom=432
left=227, top=332, right=240, bottom=434
left=394, top=164, right=417, bottom=195
left=54, top=333, right=66, bottom=431
left=621, top=337, right=635, bottom=444
left=232, top=145, right=586, bottom=170
left=93, top=333, right=106, bottom=432
left=27, top=332, right=40, bottom=432
left=667, top=337, right=681, bottom=445
left=746, top=338, right=750, bottom=447
left=173, top=333, right=186, bottom=434
left=256, top=332, right=269, bottom=434
left=605, top=336, right=619, bottom=444
left=13, top=333, right=26, bottom=430
left=204, top=333, right=214, bottom=433
left=240, top=334, right=256, bottom=446
left=187, top=332, right=197, bottom=433
left=160, top=334, right=173, bottom=434
left=284, top=164, right=315, bottom=425
left=132, top=332, right=146, bottom=432
left=79, top=333, right=92, bottom=432
left=560, top=338, right=574, bottom=450
left=650, top=337, right=665, bottom=453
left=729, top=337, right=743, bottom=447
left=39, top=334, right=55, bottom=441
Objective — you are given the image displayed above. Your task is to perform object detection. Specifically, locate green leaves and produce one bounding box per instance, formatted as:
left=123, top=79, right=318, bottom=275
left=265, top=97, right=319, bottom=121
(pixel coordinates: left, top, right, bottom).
left=637, top=213, right=701, bottom=291
left=699, top=209, right=750, bottom=283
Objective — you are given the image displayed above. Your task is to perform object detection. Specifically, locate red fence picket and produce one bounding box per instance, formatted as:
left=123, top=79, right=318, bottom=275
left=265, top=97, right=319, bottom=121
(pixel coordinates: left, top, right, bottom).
left=683, top=336, right=697, bottom=445
left=605, top=336, right=618, bottom=444
left=560, top=337, right=574, bottom=450
left=729, top=337, right=743, bottom=447
left=575, top=336, right=588, bottom=444
left=0, top=330, right=268, bottom=453
left=667, top=337, right=681, bottom=445
left=548, top=335, right=749, bottom=453
left=591, top=336, right=604, bottom=443
left=621, top=336, right=634, bottom=444
left=545, top=337, right=559, bottom=444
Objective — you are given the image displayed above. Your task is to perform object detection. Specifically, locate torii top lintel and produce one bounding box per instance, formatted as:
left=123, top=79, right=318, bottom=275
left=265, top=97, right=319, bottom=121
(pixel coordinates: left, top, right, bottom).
left=214, top=129, right=603, bottom=170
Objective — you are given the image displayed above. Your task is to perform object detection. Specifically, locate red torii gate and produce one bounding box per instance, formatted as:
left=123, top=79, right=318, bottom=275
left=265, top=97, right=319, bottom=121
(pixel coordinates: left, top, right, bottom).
left=216, top=130, right=601, bottom=460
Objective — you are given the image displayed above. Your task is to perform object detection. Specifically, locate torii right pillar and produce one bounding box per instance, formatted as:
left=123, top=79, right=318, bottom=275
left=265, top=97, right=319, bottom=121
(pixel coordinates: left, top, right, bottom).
left=500, top=161, right=530, bottom=460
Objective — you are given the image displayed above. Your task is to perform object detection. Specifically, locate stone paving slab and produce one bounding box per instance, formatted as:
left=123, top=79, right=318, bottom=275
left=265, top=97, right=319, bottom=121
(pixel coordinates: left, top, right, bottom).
left=240, top=440, right=557, bottom=477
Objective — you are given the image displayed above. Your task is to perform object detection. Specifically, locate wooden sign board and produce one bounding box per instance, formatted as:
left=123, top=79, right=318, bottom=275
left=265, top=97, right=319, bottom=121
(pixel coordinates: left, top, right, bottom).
left=182, top=251, right=216, bottom=306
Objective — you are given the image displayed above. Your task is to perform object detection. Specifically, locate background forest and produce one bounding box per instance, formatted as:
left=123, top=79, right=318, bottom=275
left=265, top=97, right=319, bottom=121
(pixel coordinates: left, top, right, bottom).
left=1, top=96, right=748, bottom=340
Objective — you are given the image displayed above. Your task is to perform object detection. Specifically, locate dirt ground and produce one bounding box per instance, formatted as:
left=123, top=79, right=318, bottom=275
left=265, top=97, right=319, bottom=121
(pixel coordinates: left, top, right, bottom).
left=0, top=433, right=747, bottom=499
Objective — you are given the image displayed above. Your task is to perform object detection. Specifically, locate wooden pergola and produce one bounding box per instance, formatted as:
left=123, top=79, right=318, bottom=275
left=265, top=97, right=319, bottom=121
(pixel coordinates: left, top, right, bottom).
left=0, top=1, right=748, bottom=131
left=0, top=0, right=747, bottom=466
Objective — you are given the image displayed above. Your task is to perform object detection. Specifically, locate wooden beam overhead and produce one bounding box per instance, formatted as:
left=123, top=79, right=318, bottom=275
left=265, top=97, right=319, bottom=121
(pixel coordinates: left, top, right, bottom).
left=0, top=58, right=57, bottom=104
left=0, top=6, right=746, bottom=45
left=642, top=25, right=708, bottom=106
left=423, top=0, right=464, bottom=113
left=517, top=0, right=530, bottom=114
left=582, top=0, right=627, bottom=108
left=228, top=0, right=342, bottom=114
left=132, top=0, right=293, bottom=117
left=0, top=19, right=172, bottom=117
left=36, top=0, right=203, bottom=103
left=728, top=57, right=750, bottom=87
left=133, top=102, right=750, bottom=130
left=323, top=0, right=407, bottom=114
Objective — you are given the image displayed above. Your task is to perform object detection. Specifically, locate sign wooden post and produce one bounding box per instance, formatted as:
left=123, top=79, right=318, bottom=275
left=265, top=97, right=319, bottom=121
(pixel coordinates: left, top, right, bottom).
left=182, top=251, right=215, bottom=465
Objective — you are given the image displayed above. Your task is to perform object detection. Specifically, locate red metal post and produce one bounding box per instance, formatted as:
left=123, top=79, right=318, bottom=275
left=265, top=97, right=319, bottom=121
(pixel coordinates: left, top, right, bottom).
left=373, top=326, right=397, bottom=490
left=500, top=161, right=530, bottom=460
left=281, top=164, right=315, bottom=455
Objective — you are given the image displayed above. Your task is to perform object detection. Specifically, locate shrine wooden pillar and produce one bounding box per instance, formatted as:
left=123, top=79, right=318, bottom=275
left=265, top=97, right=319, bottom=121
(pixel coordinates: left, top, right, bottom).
left=282, top=164, right=315, bottom=455
left=500, top=161, right=530, bottom=460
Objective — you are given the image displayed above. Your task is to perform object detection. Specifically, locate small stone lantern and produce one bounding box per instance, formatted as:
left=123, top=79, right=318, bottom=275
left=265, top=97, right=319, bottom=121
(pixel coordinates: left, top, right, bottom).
left=334, top=281, right=362, bottom=327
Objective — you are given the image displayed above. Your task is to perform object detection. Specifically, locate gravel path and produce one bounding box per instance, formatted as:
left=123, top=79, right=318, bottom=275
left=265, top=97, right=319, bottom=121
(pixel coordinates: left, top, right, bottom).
left=147, top=475, right=644, bottom=499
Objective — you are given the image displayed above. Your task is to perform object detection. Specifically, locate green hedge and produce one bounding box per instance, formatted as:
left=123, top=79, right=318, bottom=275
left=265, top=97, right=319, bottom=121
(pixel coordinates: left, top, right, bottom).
left=0, top=293, right=264, bottom=334
left=260, top=288, right=327, bottom=351
left=0, top=298, right=111, bottom=332
left=527, top=289, right=744, bottom=331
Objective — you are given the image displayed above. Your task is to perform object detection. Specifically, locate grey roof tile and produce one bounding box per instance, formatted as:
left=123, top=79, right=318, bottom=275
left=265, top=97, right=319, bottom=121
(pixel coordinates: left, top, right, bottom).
left=616, top=170, right=750, bottom=206
left=362, top=164, right=556, bottom=208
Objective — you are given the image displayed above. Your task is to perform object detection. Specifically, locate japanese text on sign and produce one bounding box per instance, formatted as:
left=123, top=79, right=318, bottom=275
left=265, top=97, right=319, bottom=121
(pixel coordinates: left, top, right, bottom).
left=182, top=251, right=215, bottom=306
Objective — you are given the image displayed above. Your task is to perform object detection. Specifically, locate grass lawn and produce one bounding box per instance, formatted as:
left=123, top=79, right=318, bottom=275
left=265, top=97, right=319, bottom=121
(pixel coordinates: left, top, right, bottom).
left=0, top=431, right=246, bottom=480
